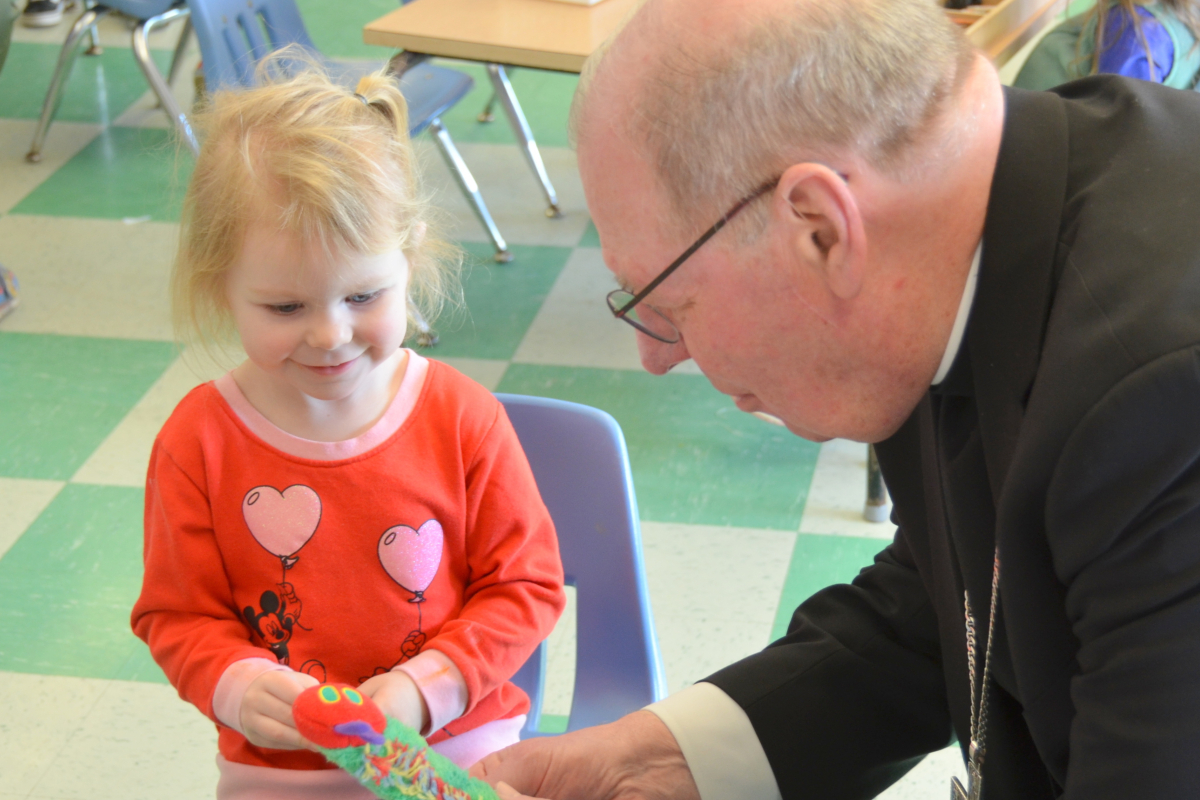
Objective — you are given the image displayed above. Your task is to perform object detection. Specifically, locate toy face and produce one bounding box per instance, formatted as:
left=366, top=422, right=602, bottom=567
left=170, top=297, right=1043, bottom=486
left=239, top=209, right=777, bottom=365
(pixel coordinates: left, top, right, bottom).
left=294, top=683, right=387, bottom=749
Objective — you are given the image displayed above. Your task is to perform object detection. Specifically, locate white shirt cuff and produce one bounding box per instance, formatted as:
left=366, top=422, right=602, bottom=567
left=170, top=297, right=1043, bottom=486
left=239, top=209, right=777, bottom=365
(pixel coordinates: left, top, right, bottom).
left=212, top=657, right=293, bottom=732
left=645, top=682, right=782, bottom=800
left=394, top=649, right=468, bottom=736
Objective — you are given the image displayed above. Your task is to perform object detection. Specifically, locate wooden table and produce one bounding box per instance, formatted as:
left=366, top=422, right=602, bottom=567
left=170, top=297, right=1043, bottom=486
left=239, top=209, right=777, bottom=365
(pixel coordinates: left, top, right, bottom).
left=364, top=0, right=638, bottom=74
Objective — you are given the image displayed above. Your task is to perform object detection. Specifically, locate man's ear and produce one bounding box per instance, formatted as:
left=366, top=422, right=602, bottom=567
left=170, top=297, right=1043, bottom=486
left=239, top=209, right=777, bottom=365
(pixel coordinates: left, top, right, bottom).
left=775, top=163, right=866, bottom=301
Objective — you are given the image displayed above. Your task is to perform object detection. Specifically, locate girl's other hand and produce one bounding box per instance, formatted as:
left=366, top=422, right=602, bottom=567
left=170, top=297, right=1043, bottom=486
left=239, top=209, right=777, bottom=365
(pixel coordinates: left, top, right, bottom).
left=358, top=670, right=430, bottom=734
left=240, top=669, right=320, bottom=750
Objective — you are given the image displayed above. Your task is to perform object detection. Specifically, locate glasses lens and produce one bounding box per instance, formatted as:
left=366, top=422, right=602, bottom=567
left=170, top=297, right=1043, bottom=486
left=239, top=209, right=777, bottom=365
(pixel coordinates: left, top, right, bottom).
left=607, top=290, right=680, bottom=343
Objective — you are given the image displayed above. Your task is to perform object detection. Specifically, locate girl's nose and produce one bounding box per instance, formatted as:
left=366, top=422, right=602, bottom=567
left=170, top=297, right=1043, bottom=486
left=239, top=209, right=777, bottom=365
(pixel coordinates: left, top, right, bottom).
left=307, top=313, right=353, bottom=351
left=637, top=330, right=691, bottom=375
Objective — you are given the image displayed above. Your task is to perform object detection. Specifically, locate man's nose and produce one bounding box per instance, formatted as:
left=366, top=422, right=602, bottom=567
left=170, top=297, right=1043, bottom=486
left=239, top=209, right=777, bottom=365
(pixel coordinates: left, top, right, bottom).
left=637, top=331, right=690, bottom=375
left=306, top=311, right=352, bottom=351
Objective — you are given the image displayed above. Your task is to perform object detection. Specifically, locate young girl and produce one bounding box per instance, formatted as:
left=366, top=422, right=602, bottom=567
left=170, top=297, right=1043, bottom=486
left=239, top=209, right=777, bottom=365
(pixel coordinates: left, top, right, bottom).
left=130, top=62, right=565, bottom=799
left=1013, top=0, right=1200, bottom=91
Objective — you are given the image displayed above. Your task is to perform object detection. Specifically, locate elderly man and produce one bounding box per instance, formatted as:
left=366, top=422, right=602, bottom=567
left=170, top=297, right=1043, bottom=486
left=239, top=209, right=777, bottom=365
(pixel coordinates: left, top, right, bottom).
left=473, top=0, right=1200, bottom=797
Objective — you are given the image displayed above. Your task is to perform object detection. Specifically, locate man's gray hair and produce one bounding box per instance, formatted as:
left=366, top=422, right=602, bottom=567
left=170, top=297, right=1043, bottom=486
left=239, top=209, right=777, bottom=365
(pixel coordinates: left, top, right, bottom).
left=572, top=0, right=975, bottom=232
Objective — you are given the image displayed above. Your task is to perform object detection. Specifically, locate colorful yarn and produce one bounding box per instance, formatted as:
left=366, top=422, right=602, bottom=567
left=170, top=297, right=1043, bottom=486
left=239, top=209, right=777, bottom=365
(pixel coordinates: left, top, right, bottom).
left=294, top=683, right=499, bottom=800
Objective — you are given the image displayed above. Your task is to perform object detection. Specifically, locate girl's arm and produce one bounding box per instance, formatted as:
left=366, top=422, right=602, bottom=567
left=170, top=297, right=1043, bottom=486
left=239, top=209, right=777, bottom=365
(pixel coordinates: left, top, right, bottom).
left=416, top=402, right=567, bottom=721
left=131, top=438, right=280, bottom=723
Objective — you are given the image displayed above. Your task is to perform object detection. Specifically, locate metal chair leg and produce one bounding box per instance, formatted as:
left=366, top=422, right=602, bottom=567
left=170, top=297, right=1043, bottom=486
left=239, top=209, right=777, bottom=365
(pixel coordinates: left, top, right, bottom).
left=864, top=444, right=891, bottom=523
left=84, top=0, right=103, bottom=55
left=164, top=16, right=192, bottom=90
left=132, top=6, right=199, bottom=156
left=477, top=91, right=496, bottom=123
left=26, top=5, right=111, bottom=163
left=486, top=63, right=561, bottom=218
left=427, top=118, right=512, bottom=263
left=409, top=301, right=438, bottom=348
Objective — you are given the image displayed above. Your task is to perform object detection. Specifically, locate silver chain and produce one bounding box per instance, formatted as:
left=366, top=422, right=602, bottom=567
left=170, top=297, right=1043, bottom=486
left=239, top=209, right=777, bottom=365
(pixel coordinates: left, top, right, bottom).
left=957, top=545, right=1001, bottom=799
left=973, top=547, right=1001, bottom=766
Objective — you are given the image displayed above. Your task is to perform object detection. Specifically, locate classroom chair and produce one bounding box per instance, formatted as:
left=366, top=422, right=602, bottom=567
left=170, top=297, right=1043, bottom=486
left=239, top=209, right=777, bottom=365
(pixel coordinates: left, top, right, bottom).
left=186, top=0, right=512, bottom=264
left=496, top=393, right=668, bottom=737
left=25, top=0, right=197, bottom=162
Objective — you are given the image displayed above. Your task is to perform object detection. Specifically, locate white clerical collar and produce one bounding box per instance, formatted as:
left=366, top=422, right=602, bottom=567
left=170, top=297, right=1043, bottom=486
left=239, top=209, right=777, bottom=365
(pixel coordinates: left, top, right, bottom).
left=931, top=243, right=982, bottom=386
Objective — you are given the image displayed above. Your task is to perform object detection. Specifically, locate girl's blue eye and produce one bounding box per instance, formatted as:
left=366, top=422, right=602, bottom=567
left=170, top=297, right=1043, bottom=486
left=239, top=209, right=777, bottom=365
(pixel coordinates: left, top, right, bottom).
left=348, top=291, right=381, bottom=305
left=271, top=303, right=301, bottom=314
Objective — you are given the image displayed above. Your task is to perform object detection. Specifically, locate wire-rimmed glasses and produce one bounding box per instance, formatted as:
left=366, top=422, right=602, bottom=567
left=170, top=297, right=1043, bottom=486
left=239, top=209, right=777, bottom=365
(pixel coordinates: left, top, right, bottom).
left=605, top=176, right=780, bottom=344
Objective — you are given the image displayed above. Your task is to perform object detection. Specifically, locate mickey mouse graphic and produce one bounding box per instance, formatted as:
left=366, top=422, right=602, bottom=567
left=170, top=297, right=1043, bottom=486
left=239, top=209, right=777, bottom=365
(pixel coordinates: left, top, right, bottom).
left=243, top=582, right=302, bottom=663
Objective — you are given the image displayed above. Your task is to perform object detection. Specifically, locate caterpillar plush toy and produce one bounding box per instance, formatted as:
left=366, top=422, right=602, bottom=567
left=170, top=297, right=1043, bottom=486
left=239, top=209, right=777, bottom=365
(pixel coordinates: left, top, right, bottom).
left=293, top=683, right=500, bottom=800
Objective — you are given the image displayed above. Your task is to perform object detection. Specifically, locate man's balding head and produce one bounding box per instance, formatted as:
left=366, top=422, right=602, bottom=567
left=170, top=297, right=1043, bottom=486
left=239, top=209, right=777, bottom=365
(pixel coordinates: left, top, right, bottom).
left=572, top=0, right=1003, bottom=443
left=573, top=0, right=975, bottom=232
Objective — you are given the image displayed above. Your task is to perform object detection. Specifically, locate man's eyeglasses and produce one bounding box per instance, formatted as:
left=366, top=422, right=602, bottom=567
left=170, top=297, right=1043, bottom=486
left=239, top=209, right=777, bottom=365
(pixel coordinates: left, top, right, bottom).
left=606, top=176, right=780, bottom=344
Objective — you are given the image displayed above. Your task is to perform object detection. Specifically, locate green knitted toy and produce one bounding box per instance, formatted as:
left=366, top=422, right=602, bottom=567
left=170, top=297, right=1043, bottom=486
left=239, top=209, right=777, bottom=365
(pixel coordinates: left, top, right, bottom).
left=293, top=683, right=500, bottom=800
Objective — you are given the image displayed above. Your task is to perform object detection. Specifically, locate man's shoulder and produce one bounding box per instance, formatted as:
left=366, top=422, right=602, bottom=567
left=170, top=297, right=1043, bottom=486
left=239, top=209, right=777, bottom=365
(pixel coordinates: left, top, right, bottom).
left=986, top=79, right=1200, bottom=472
left=1051, top=78, right=1200, bottom=359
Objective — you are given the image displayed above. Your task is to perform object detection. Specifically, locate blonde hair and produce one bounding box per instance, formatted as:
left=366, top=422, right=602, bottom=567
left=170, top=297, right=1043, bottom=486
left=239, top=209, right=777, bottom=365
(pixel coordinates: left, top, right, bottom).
left=172, top=51, right=460, bottom=354
left=572, top=0, right=975, bottom=235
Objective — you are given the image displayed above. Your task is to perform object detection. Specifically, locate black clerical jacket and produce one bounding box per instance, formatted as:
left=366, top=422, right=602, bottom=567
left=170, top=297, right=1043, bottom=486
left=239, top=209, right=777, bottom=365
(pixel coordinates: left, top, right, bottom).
left=708, top=79, right=1200, bottom=799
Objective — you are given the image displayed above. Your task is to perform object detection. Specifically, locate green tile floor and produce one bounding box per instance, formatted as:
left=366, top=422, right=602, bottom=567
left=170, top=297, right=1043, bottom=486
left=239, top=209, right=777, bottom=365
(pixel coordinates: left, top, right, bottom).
left=0, top=4, right=963, bottom=798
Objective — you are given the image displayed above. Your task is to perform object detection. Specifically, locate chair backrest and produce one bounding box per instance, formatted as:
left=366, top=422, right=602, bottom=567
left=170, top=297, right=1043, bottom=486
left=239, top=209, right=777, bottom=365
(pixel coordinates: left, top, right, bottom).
left=186, top=0, right=317, bottom=90
left=496, top=394, right=667, bottom=737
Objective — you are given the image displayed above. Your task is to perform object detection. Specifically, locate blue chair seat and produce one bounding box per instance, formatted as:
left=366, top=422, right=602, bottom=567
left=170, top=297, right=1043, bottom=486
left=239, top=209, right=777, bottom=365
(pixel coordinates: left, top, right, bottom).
left=396, top=63, right=473, bottom=138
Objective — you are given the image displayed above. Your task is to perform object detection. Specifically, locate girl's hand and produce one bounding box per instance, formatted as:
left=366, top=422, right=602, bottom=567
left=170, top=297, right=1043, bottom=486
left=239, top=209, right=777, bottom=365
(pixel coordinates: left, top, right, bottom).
left=358, top=670, right=431, bottom=734
left=240, top=670, right=320, bottom=750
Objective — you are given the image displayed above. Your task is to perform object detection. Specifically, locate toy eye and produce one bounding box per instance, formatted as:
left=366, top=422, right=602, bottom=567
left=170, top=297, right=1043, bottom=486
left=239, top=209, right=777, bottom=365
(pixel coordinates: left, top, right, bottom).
left=318, top=685, right=340, bottom=703
left=342, top=688, right=364, bottom=705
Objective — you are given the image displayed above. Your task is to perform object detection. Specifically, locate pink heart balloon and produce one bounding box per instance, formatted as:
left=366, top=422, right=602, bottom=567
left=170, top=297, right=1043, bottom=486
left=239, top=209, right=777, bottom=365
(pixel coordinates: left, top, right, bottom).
left=378, top=520, right=444, bottom=597
left=243, top=485, right=322, bottom=558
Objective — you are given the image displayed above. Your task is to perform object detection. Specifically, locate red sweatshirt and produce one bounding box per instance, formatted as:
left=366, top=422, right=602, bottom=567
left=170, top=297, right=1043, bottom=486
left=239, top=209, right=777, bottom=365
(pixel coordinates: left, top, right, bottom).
left=131, top=355, right=564, bottom=771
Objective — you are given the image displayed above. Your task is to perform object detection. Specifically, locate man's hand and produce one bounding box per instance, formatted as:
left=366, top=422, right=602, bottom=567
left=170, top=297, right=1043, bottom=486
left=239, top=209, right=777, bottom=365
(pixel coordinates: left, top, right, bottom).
left=358, top=670, right=430, bottom=734
left=471, top=710, right=701, bottom=800
left=239, top=669, right=319, bottom=750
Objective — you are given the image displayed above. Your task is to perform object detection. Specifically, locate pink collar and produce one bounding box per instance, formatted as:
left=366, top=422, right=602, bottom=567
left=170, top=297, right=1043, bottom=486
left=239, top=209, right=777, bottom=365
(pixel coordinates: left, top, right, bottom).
left=214, top=351, right=430, bottom=461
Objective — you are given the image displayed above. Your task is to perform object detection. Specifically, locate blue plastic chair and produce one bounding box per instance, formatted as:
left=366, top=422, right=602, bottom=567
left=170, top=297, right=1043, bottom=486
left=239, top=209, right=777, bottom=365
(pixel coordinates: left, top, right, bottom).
left=26, top=0, right=197, bottom=161
left=496, top=394, right=668, bottom=737
left=184, top=0, right=512, bottom=262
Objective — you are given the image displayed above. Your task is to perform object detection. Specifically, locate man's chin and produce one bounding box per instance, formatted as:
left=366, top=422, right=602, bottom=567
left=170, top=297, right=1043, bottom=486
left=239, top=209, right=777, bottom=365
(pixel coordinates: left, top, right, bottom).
left=732, top=394, right=759, bottom=413
left=782, top=419, right=832, bottom=443
left=742, top=405, right=831, bottom=443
